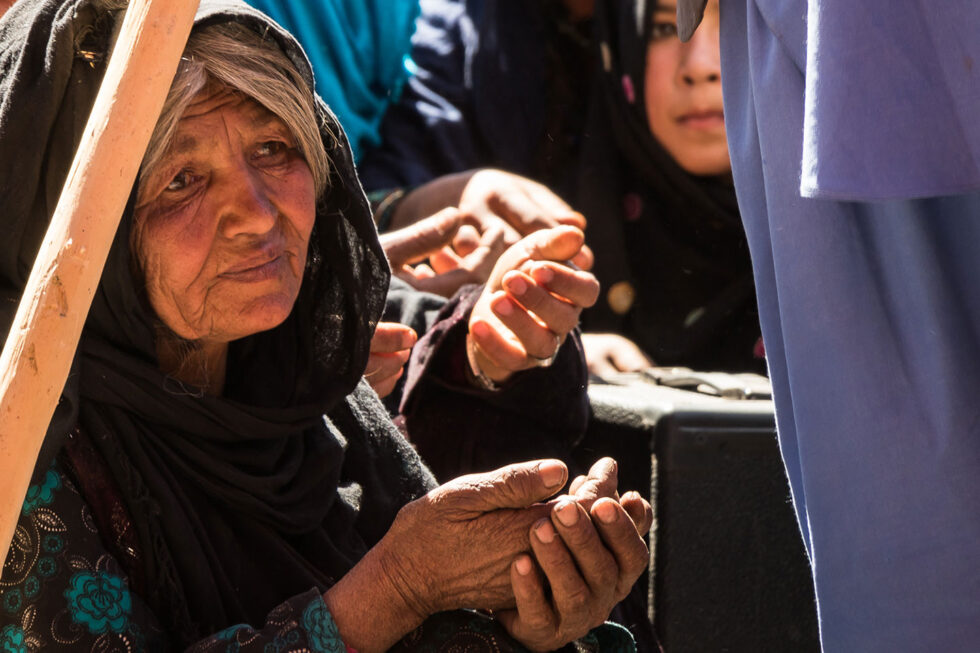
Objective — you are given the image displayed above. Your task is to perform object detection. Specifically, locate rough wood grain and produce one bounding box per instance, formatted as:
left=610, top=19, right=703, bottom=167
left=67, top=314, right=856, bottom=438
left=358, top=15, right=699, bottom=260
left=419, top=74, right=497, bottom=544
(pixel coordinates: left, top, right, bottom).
left=0, top=0, right=200, bottom=565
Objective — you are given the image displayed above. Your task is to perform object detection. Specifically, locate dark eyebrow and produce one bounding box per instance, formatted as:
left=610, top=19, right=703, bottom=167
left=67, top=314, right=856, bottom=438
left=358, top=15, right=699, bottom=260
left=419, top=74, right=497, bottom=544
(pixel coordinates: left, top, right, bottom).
left=170, top=133, right=200, bottom=157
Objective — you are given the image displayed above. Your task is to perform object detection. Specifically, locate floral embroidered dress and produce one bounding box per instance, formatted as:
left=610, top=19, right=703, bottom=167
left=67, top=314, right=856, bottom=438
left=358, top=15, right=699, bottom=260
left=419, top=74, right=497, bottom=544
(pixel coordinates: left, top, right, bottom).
left=2, top=457, right=348, bottom=652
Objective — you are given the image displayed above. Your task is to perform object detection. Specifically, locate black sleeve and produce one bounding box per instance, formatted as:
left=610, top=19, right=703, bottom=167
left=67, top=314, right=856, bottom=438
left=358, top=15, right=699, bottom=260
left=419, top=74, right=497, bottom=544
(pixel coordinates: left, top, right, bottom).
left=396, top=283, right=590, bottom=482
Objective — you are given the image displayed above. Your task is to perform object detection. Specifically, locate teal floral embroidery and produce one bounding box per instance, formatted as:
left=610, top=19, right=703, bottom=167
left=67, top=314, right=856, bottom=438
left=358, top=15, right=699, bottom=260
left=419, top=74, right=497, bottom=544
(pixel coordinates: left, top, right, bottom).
left=41, top=533, right=64, bottom=553
left=302, top=598, right=346, bottom=653
left=262, top=630, right=301, bottom=653
left=0, top=625, right=26, bottom=653
left=22, top=576, right=40, bottom=600
left=215, top=624, right=249, bottom=641
left=64, top=571, right=132, bottom=635
left=36, top=557, right=57, bottom=578
left=1, top=589, right=22, bottom=614
left=21, top=469, right=61, bottom=515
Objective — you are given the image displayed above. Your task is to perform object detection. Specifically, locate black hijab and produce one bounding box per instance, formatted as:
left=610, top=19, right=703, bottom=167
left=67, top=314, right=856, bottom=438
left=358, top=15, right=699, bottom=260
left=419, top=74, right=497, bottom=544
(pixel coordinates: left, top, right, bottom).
left=577, top=0, right=763, bottom=373
left=0, top=0, right=434, bottom=643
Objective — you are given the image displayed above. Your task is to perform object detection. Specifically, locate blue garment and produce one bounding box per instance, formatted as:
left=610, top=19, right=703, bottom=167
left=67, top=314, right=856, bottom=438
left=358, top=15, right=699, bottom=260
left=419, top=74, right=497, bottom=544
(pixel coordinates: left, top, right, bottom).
left=720, top=0, right=980, bottom=650
left=358, top=0, right=594, bottom=195
left=246, top=0, right=421, bottom=161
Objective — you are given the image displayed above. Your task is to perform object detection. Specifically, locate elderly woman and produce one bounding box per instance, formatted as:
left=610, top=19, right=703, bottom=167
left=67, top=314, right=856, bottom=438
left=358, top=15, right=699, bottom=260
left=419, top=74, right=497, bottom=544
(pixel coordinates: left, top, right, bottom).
left=0, top=0, right=650, bottom=651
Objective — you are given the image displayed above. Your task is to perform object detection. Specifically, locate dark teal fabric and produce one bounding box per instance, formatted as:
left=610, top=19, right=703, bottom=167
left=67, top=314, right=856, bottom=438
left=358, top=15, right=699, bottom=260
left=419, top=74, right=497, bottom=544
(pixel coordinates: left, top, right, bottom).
left=246, top=0, right=420, bottom=161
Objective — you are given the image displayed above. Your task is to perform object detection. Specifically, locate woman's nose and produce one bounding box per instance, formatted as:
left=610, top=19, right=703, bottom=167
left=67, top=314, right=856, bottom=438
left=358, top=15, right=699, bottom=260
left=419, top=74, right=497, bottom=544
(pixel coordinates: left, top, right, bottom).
left=216, top=165, right=278, bottom=238
left=678, top=29, right=721, bottom=86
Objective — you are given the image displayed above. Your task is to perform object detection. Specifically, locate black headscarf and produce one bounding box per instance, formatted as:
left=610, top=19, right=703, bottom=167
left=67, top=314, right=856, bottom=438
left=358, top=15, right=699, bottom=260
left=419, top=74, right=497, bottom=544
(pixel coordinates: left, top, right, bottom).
left=0, top=0, right=434, bottom=643
left=577, top=0, right=763, bottom=373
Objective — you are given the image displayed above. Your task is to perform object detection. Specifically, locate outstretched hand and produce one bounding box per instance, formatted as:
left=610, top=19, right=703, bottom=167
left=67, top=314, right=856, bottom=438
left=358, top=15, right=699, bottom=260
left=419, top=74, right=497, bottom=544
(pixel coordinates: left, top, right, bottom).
left=468, top=226, right=600, bottom=384
left=380, top=207, right=507, bottom=297
left=497, top=458, right=652, bottom=651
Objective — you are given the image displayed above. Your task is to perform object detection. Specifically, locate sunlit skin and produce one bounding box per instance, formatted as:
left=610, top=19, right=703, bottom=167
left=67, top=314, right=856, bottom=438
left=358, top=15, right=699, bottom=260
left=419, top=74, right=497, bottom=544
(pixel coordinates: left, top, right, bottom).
left=134, top=88, right=316, bottom=358
left=644, top=0, right=731, bottom=176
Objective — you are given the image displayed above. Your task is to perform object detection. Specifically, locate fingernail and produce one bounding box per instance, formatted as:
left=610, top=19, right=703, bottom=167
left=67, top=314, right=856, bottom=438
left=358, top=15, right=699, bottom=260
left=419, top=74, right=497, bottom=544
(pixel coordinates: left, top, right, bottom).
left=599, top=457, right=617, bottom=475
left=402, top=329, right=418, bottom=348
left=471, top=321, right=491, bottom=338
left=495, top=297, right=514, bottom=316
left=555, top=501, right=579, bottom=527
left=532, top=265, right=554, bottom=284
left=538, top=461, right=565, bottom=488
left=594, top=500, right=618, bottom=524
left=535, top=519, right=556, bottom=544
left=506, top=275, right=528, bottom=295
left=515, top=555, right=533, bottom=576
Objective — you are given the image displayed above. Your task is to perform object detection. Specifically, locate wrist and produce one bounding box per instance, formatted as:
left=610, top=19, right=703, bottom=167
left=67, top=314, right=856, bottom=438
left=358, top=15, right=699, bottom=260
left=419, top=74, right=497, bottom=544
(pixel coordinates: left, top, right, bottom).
left=323, top=538, right=429, bottom=652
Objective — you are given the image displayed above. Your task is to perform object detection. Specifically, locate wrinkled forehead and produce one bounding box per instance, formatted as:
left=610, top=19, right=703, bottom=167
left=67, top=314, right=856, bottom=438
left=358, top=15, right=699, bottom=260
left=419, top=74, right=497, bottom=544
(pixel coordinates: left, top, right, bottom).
left=676, top=0, right=709, bottom=41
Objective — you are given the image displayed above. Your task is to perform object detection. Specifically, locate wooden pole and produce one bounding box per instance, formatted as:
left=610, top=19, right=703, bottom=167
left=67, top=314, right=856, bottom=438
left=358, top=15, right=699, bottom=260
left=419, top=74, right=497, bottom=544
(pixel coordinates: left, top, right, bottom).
left=0, top=0, right=200, bottom=565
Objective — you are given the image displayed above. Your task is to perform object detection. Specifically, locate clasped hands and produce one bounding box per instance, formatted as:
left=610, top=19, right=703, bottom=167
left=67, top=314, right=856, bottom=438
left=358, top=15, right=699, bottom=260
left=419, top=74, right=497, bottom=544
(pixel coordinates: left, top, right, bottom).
left=377, top=457, right=652, bottom=652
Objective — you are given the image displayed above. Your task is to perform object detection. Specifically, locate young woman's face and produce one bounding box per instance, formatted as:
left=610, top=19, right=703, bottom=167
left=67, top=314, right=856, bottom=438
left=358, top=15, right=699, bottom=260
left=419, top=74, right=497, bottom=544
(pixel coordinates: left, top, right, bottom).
left=643, top=0, right=730, bottom=176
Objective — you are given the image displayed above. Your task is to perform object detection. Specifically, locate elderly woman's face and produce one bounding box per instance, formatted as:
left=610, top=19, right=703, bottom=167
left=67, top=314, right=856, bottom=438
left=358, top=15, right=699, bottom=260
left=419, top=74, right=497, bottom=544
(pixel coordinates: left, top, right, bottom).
left=134, top=88, right=316, bottom=344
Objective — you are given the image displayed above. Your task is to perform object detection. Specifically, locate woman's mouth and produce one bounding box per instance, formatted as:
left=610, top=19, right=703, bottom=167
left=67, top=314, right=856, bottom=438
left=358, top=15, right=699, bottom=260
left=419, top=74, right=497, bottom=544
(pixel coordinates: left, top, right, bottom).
left=677, top=110, right=725, bottom=130
left=221, top=254, right=287, bottom=282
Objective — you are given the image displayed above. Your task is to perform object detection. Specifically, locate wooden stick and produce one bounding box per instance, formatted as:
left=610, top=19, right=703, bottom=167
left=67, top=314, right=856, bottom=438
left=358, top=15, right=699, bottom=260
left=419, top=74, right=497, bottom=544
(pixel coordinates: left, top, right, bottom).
left=0, top=0, right=200, bottom=565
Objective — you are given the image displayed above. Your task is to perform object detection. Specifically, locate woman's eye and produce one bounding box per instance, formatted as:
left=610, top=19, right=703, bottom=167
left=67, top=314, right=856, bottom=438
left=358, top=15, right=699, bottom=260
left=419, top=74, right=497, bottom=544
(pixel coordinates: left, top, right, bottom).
left=165, top=170, right=196, bottom=192
left=650, top=21, right=678, bottom=41
left=254, top=140, right=289, bottom=164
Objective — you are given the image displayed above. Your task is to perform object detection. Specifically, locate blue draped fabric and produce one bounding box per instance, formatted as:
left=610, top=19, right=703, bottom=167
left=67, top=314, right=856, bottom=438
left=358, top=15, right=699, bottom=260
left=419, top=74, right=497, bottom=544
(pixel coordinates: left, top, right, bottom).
left=719, top=0, right=980, bottom=649
left=246, top=0, right=421, bottom=161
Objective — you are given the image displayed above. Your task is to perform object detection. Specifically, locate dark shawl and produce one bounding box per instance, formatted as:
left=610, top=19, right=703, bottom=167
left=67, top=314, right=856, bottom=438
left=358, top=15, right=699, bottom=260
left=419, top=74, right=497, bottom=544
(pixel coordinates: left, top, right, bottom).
left=577, top=0, right=762, bottom=373
left=0, top=0, right=434, bottom=643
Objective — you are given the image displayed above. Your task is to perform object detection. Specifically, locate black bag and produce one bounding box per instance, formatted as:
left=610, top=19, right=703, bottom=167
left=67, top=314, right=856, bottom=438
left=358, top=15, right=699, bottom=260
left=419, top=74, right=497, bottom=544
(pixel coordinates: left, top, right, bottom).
left=577, top=369, right=820, bottom=652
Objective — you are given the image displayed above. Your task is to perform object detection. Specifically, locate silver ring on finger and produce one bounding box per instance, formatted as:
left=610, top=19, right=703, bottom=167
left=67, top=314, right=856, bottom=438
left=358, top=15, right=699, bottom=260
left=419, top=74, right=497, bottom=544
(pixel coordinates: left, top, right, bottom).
left=531, top=333, right=562, bottom=368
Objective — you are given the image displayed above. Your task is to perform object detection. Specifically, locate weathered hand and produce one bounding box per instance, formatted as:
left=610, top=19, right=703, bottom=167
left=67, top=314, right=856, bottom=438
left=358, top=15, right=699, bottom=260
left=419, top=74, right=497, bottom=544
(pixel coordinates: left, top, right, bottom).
left=581, top=333, right=654, bottom=379
left=468, top=226, right=599, bottom=383
left=375, top=460, right=570, bottom=619
left=495, top=458, right=652, bottom=651
left=365, top=323, right=417, bottom=398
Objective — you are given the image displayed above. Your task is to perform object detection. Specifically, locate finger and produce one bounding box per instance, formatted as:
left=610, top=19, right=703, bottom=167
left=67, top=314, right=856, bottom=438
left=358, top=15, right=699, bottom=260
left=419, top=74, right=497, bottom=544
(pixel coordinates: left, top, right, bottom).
left=571, top=243, right=595, bottom=271
left=590, top=498, right=651, bottom=601
left=497, top=554, right=557, bottom=638
left=470, top=315, right=535, bottom=372
left=502, top=271, right=582, bottom=337
left=431, top=460, right=568, bottom=515
left=489, top=185, right=581, bottom=235
left=452, top=224, right=483, bottom=256
left=379, top=208, right=465, bottom=265
left=410, top=269, right=483, bottom=298
left=550, top=501, right=618, bottom=598
left=530, top=517, right=598, bottom=638
left=525, top=262, right=600, bottom=309
left=620, top=490, right=654, bottom=536
left=364, top=350, right=410, bottom=398
left=490, top=294, right=562, bottom=361
left=568, top=458, right=620, bottom=508
left=586, top=355, right=620, bottom=379
left=609, top=338, right=653, bottom=372
left=370, top=323, right=417, bottom=354
left=515, top=225, right=587, bottom=263
left=412, top=263, right=436, bottom=279
left=429, top=246, right=464, bottom=275
left=369, top=365, right=404, bottom=398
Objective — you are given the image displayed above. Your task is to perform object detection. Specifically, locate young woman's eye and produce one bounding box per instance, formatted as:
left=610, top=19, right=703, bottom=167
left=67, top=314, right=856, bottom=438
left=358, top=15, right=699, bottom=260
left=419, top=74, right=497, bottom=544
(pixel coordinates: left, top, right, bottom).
left=650, top=21, right=678, bottom=41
